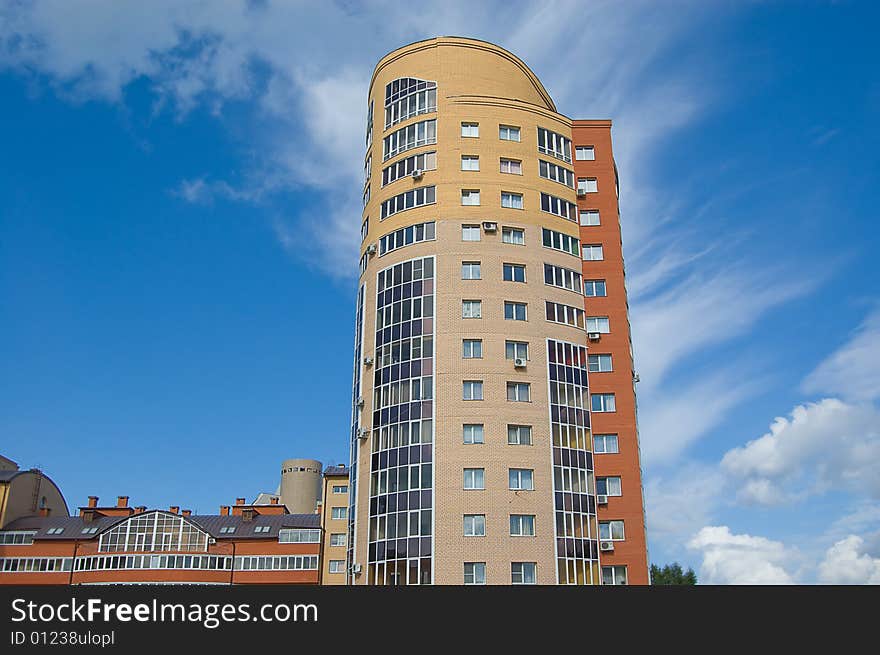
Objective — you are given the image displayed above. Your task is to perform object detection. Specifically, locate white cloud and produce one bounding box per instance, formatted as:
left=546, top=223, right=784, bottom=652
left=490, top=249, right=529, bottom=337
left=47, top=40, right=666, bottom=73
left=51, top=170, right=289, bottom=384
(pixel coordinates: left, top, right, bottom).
left=644, top=463, right=725, bottom=548
left=802, top=308, right=880, bottom=403
left=688, top=526, right=798, bottom=584
left=818, top=536, right=880, bottom=584
left=721, top=398, right=880, bottom=505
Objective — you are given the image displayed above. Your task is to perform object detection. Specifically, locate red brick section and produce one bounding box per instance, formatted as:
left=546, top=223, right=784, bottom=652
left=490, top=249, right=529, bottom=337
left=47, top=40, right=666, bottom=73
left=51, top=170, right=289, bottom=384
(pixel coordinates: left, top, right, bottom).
left=572, top=120, right=649, bottom=585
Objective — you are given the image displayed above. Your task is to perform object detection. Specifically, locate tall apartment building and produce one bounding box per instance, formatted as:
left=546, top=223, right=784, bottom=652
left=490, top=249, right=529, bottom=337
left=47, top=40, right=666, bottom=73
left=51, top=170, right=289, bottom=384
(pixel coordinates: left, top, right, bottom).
left=348, top=37, right=648, bottom=585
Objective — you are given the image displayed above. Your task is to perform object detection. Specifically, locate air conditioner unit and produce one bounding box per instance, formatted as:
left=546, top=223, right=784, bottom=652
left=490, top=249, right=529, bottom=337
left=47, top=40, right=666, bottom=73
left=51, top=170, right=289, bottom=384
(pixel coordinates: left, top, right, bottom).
left=208, top=538, right=217, bottom=545
left=577, top=189, right=587, bottom=197
left=351, top=563, right=363, bottom=574
left=596, top=494, right=608, bottom=505
left=366, top=243, right=377, bottom=255
left=363, top=356, right=374, bottom=366
left=514, top=357, right=527, bottom=368
left=358, top=428, right=369, bottom=440
left=588, top=332, right=601, bottom=341
left=633, top=374, right=640, bottom=383
left=356, top=397, right=364, bottom=408
left=411, top=169, right=424, bottom=180
left=600, top=541, right=615, bottom=552
left=482, top=221, right=497, bottom=232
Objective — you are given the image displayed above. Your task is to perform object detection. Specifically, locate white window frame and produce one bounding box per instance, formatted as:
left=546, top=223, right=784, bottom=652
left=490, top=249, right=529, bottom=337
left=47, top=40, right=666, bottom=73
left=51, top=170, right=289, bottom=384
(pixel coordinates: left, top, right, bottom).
left=461, top=155, right=480, bottom=171
left=510, top=514, right=536, bottom=537
left=509, top=468, right=534, bottom=490
left=586, top=316, right=610, bottom=333
left=591, top=393, right=616, bottom=413
left=507, top=424, right=532, bottom=445
left=463, top=468, right=485, bottom=490
left=463, top=424, right=485, bottom=445
left=462, top=300, right=482, bottom=319
left=582, top=244, right=604, bottom=261
left=580, top=209, right=600, bottom=226
left=599, top=520, right=625, bottom=541
left=500, top=158, right=522, bottom=175
left=462, top=339, right=483, bottom=359
left=461, top=122, right=479, bottom=138
left=462, top=224, right=481, bottom=241
left=593, top=434, right=619, bottom=454
left=501, top=192, right=523, bottom=209
left=588, top=354, right=613, bottom=372
left=597, top=476, right=622, bottom=496
left=463, top=380, right=484, bottom=401
left=503, top=263, right=526, bottom=283
left=461, top=189, right=481, bottom=206
left=463, top=514, right=486, bottom=536
left=505, top=340, right=529, bottom=361
left=584, top=279, right=607, bottom=297
left=511, top=562, right=537, bottom=585
left=575, top=145, right=595, bottom=161
left=464, top=562, right=486, bottom=585
left=502, top=227, right=525, bottom=245
left=504, top=301, right=527, bottom=321
left=461, top=261, right=481, bottom=280
left=602, top=565, right=628, bottom=585
left=506, top=382, right=531, bottom=402
left=499, top=125, right=521, bottom=141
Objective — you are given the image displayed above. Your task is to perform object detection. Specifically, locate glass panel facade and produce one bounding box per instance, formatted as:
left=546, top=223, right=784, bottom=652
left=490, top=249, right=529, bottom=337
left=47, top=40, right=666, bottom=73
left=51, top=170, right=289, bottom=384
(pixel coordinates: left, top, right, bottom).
left=547, top=339, right=598, bottom=584
left=368, top=256, right=435, bottom=585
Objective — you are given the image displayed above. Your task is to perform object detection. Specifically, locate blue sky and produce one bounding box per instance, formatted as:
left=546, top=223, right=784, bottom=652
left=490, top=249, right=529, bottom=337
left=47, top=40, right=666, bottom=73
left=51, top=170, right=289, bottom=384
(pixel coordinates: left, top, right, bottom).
left=1, top=1, right=878, bottom=583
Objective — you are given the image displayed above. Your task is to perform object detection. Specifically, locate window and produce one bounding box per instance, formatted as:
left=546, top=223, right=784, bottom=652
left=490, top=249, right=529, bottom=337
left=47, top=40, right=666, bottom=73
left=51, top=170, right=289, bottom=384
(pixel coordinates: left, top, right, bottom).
left=331, top=507, right=348, bottom=520
left=253, top=525, right=271, bottom=534
left=463, top=380, right=484, bottom=401
left=462, top=339, right=483, bottom=359
left=81, top=527, right=99, bottom=535
left=464, top=562, right=486, bottom=585
left=582, top=244, right=604, bottom=261
left=499, top=125, right=520, bottom=141
left=599, top=520, right=625, bottom=541
left=500, top=158, right=522, bottom=174
left=510, top=515, right=536, bottom=536
left=501, top=192, right=523, bottom=209
left=46, top=528, right=65, bottom=535
left=380, top=185, right=436, bottom=219
left=586, top=316, right=610, bottom=333
left=503, top=263, right=526, bottom=282
left=511, top=562, right=536, bottom=584
left=539, top=159, right=575, bottom=188
left=462, top=224, right=481, bottom=241
left=461, top=189, right=481, bottom=206
left=218, top=526, right=236, bottom=535
left=378, top=221, right=436, bottom=256
left=584, top=280, right=607, bottom=297
left=504, top=301, right=527, bottom=321
left=330, top=533, right=346, bottom=547
left=541, top=228, right=580, bottom=257
left=329, top=560, right=346, bottom=573
left=537, top=127, right=572, bottom=163
left=509, top=468, right=534, bottom=490
left=361, top=217, right=369, bottom=243
left=507, top=424, right=532, bottom=445
left=463, top=424, right=484, bottom=444
left=502, top=227, right=525, bottom=244
left=382, top=151, right=437, bottom=186
left=594, top=434, right=619, bottom=454
left=544, top=263, right=582, bottom=293
left=461, top=122, right=479, bottom=137
left=505, top=341, right=528, bottom=360
left=580, top=209, right=600, bottom=226
left=461, top=261, right=481, bottom=280
left=588, top=354, right=613, bottom=372
left=463, top=514, right=486, bottom=536
left=602, top=565, right=628, bottom=585
left=597, top=476, right=622, bottom=496
left=363, top=184, right=370, bottom=208
left=577, top=178, right=598, bottom=194
left=461, top=155, right=480, bottom=171
left=384, top=77, right=437, bottom=128
left=507, top=382, right=531, bottom=402
left=576, top=145, right=595, bottom=161
left=540, top=192, right=577, bottom=221
left=462, top=300, right=482, bottom=319
left=591, top=393, right=616, bottom=412
left=332, top=485, right=348, bottom=494
left=382, top=118, right=437, bottom=160
left=463, top=468, right=485, bottom=489
left=278, top=529, right=321, bottom=543
left=546, top=301, right=585, bottom=329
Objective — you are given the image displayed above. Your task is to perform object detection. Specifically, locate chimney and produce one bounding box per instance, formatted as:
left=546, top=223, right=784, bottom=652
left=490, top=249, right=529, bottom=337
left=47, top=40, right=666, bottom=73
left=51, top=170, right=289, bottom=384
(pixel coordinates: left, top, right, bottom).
left=235, top=497, right=245, bottom=505
left=87, top=496, right=98, bottom=508
left=116, top=496, right=129, bottom=508
left=169, top=506, right=179, bottom=515
left=182, top=509, right=192, bottom=517
left=270, top=497, right=279, bottom=505
left=134, top=506, right=146, bottom=514
left=220, top=505, right=230, bottom=516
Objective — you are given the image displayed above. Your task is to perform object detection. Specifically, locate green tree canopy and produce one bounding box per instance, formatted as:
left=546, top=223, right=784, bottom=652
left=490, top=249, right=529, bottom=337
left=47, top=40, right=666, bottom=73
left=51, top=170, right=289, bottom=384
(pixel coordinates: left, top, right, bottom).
left=650, top=562, right=698, bottom=585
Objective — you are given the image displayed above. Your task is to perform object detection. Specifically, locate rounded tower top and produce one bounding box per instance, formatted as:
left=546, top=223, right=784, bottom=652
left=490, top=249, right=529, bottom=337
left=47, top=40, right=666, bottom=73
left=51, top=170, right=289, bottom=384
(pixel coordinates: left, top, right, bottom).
left=370, top=36, right=557, bottom=113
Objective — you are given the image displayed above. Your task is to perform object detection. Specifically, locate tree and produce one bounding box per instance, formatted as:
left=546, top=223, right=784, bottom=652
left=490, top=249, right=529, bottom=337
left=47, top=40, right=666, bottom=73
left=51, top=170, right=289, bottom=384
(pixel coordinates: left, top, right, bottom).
left=650, top=562, right=697, bottom=585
